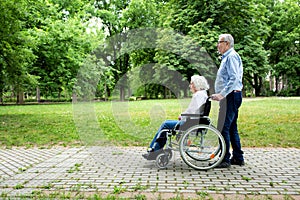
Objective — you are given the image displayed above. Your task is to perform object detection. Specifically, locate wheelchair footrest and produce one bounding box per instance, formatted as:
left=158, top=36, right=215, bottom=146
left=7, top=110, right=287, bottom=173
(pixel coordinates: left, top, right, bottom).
left=142, top=149, right=163, bottom=160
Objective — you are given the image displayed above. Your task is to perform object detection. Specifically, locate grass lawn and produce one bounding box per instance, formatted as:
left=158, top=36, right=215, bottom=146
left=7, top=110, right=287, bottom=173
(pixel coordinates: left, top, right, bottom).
left=0, top=97, right=299, bottom=148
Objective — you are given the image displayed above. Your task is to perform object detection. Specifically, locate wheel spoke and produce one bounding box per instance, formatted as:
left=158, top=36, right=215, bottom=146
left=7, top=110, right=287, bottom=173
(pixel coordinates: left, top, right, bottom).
left=179, top=125, right=225, bottom=170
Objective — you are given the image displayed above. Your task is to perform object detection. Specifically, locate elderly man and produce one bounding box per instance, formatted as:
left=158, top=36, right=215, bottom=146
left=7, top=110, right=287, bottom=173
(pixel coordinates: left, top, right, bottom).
left=212, top=34, right=245, bottom=168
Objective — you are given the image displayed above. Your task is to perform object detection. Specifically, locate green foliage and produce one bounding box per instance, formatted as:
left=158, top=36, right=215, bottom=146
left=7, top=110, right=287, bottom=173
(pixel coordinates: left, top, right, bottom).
left=242, top=175, right=252, bottom=182
left=0, top=0, right=103, bottom=104
left=122, top=0, right=159, bottom=28
left=113, top=185, right=127, bottom=194
left=0, top=0, right=38, bottom=102
left=265, top=0, right=300, bottom=95
left=30, top=4, right=102, bottom=99
left=67, top=163, right=82, bottom=173
left=160, top=0, right=271, bottom=96
left=13, top=183, right=25, bottom=190
left=0, top=0, right=299, bottom=104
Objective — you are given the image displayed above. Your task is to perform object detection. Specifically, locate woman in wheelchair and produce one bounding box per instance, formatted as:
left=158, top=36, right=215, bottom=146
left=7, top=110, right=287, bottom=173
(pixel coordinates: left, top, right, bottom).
left=142, top=75, right=210, bottom=160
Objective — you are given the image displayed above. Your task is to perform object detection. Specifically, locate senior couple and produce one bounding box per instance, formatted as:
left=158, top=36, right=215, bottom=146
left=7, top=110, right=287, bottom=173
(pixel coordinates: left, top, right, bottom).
left=143, top=34, right=244, bottom=168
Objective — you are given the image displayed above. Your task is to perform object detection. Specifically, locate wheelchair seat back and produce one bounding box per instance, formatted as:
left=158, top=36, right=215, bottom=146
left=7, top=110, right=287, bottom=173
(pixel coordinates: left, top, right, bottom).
left=201, top=97, right=211, bottom=117
left=178, top=97, right=211, bottom=131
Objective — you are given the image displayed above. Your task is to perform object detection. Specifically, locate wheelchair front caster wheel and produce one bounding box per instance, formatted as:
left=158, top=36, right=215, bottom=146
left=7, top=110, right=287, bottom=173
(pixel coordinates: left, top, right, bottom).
left=156, top=153, right=169, bottom=169
left=164, top=149, right=173, bottom=160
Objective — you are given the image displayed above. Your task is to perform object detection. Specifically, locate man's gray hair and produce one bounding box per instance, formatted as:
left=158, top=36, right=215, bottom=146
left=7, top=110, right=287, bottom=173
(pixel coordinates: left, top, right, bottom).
left=191, top=75, right=209, bottom=91
left=220, top=34, right=234, bottom=48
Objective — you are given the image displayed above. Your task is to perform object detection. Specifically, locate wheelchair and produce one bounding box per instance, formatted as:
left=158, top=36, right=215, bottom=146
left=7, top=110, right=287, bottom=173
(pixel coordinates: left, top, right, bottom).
left=153, top=97, right=226, bottom=170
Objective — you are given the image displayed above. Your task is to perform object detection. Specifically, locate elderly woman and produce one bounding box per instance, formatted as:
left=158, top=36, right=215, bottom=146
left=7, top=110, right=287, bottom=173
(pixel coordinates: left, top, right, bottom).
left=143, top=75, right=210, bottom=160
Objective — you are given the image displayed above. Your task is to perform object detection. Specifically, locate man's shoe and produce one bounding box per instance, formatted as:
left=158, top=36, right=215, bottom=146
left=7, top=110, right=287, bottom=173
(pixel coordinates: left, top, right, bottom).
left=230, top=158, right=245, bottom=166
left=216, top=162, right=231, bottom=168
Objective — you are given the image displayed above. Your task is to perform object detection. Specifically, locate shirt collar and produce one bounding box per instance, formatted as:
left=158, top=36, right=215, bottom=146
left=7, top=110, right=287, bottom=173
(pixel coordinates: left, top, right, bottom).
left=222, top=48, right=233, bottom=59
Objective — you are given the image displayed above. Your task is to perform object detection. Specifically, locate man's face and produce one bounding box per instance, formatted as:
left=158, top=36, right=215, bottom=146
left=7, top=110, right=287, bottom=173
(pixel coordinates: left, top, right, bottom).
left=217, top=37, right=230, bottom=54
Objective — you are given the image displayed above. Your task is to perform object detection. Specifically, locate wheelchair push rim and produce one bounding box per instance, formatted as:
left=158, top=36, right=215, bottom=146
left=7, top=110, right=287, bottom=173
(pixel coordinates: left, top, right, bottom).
left=179, top=124, right=225, bottom=170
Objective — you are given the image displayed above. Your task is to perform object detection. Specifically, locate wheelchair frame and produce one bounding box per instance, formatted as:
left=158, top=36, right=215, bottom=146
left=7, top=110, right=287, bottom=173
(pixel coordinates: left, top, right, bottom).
left=154, top=98, right=226, bottom=170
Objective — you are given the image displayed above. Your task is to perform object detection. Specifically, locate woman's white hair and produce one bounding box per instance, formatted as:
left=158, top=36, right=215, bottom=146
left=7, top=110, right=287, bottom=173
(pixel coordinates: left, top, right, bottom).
left=191, top=75, right=209, bottom=91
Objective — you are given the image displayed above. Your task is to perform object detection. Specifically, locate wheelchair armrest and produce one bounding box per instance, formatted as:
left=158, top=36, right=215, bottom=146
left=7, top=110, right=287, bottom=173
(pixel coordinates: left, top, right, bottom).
left=180, top=115, right=211, bottom=127
left=181, top=113, right=199, bottom=117
left=181, top=114, right=202, bottom=118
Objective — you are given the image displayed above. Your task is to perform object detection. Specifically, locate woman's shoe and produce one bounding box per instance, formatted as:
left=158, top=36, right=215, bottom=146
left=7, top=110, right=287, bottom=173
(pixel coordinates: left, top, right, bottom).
left=142, top=149, right=162, bottom=160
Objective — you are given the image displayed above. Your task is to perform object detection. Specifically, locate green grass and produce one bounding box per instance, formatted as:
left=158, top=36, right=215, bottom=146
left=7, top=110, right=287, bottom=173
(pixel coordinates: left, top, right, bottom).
left=238, top=98, right=300, bottom=147
left=0, top=104, right=80, bottom=148
left=0, top=97, right=299, bottom=148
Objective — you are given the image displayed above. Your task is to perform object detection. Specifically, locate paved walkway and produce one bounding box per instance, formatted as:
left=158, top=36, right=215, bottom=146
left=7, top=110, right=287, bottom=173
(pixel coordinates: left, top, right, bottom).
left=0, top=147, right=299, bottom=199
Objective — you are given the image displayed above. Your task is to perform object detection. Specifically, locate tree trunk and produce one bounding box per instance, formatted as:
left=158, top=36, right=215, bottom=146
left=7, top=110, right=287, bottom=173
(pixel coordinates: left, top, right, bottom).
left=17, top=90, right=24, bottom=104
left=106, top=86, right=111, bottom=101
left=275, top=77, right=279, bottom=93
left=120, top=86, right=125, bottom=101
left=72, top=92, right=77, bottom=103
left=119, top=73, right=127, bottom=101
left=144, top=85, right=147, bottom=98
left=36, top=87, right=41, bottom=103
left=183, top=88, right=188, bottom=98
left=253, top=74, right=262, bottom=96
left=128, top=87, right=131, bottom=98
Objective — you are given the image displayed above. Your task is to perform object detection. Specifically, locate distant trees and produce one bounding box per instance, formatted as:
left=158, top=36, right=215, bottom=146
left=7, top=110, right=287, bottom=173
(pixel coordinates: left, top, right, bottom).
left=264, top=0, right=300, bottom=96
left=0, top=0, right=37, bottom=103
left=0, top=0, right=102, bottom=103
left=0, top=0, right=299, bottom=104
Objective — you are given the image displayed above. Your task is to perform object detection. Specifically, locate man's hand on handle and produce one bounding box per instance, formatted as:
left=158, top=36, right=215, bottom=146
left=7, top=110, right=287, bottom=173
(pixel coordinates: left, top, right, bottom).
left=211, top=93, right=224, bottom=101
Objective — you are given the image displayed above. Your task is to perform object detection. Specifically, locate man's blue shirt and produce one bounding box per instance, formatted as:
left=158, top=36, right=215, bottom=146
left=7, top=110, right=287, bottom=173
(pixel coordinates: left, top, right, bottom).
left=214, top=48, right=243, bottom=97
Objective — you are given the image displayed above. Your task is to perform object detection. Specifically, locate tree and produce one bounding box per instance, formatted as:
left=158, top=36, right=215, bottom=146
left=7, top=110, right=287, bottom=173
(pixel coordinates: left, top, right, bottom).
left=217, top=0, right=270, bottom=96
left=0, top=0, right=37, bottom=104
left=91, top=0, right=128, bottom=101
left=1, top=0, right=299, bottom=103
left=265, top=0, right=300, bottom=96
left=122, top=0, right=162, bottom=98
left=0, top=0, right=103, bottom=103
left=31, top=16, right=101, bottom=100
left=93, top=0, right=161, bottom=101
left=157, top=0, right=270, bottom=96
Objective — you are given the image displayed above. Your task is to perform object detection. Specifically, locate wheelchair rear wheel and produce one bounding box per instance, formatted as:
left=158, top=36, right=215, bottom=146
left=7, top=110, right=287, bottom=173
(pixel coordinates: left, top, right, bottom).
left=179, top=124, right=225, bottom=170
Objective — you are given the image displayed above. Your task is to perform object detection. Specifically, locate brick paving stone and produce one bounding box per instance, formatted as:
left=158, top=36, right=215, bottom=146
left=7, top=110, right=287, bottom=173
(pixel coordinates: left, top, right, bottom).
left=0, top=147, right=299, bottom=198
